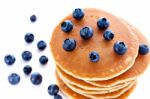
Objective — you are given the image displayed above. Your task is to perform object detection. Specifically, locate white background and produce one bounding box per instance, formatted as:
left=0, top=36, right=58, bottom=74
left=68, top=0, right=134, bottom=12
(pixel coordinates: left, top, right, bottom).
left=0, top=0, right=149, bottom=99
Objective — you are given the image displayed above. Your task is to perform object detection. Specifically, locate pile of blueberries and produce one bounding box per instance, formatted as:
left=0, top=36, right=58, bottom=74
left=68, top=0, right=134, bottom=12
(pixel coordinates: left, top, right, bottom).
left=4, top=15, right=62, bottom=99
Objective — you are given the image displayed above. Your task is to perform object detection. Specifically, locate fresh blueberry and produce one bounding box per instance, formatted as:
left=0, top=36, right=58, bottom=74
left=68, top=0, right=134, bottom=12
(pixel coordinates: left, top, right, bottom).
left=61, top=20, right=73, bottom=33
left=48, top=84, right=59, bottom=96
left=80, top=26, right=93, bottom=39
left=39, top=55, right=48, bottom=65
left=73, top=8, right=84, bottom=20
left=37, top=40, right=47, bottom=50
left=22, top=51, right=32, bottom=61
left=139, top=44, right=149, bottom=55
left=54, top=94, right=62, bottom=99
left=30, top=15, right=37, bottom=22
left=8, top=73, right=20, bottom=85
left=4, top=54, right=16, bottom=65
left=103, top=30, right=114, bottom=41
left=97, top=17, right=110, bottom=30
left=89, top=51, right=100, bottom=62
left=23, top=65, right=32, bottom=75
left=63, top=38, right=76, bottom=51
left=114, top=41, right=128, bottom=55
left=30, top=72, right=42, bottom=85
left=24, top=33, right=34, bottom=43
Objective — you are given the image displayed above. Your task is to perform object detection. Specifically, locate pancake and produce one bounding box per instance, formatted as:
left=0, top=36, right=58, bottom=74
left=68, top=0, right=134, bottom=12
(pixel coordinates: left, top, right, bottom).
left=56, top=72, right=136, bottom=99
left=56, top=65, right=133, bottom=91
left=86, top=19, right=150, bottom=87
left=62, top=76, right=134, bottom=95
left=50, top=8, right=139, bottom=81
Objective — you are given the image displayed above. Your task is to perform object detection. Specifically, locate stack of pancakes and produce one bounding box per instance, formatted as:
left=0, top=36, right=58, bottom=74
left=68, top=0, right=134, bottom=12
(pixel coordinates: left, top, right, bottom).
left=50, top=8, right=150, bottom=99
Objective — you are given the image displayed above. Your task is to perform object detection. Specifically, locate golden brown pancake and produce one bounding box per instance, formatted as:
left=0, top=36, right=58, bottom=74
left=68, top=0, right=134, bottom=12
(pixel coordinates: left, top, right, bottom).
left=56, top=65, right=133, bottom=91
left=86, top=19, right=150, bottom=87
left=50, top=8, right=139, bottom=81
left=56, top=72, right=136, bottom=99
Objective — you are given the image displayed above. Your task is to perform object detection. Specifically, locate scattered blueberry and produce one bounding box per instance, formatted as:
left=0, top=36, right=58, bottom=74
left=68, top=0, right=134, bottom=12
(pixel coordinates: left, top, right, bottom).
left=80, top=26, right=93, bottom=39
left=54, top=94, right=62, bottom=99
left=4, top=54, right=16, bottom=65
left=89, top=51, right=100, bottom=62
left=103, top=30, right=114, bottom=41
left=30, top=15, right=37, bottom=22
left=39, top=55, right=48, bottom=65
left=24, top=33, right=34, bottom=43
left=139, top=44, right=149, bottom=55
left=61, top=20, right=73, bottom=33
left=22, top=51, right=32, bottom=61
left=73, top=8, right=84, bottom=20
left=114, top=41, right=128, bottom=55
left=63, top=38, right=76, bottom=51
left=48, top=84, right=59, bottom=96
left=8, top=73, right=20, bottom=85
left=30, top=72, right=42, bottom=85
left=23, top=65, right=32, bottom=75
left=97, top=17, right=110, bottom=30
left=37, top=40, right=47, bottom=50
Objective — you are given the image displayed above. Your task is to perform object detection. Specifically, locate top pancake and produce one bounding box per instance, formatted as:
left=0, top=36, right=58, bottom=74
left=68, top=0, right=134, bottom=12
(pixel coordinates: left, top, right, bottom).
left=50, top=8, right=139, bottom=81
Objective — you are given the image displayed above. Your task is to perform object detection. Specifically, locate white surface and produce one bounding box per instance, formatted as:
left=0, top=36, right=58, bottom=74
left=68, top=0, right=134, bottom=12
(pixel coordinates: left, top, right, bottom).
left=0, top=0, right=150, bottom=99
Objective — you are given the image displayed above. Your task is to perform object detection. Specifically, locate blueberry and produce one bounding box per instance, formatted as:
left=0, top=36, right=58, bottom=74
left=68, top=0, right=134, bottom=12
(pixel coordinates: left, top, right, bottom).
left=114, top=41, right=128, bottom=55
left=73, top=8, right=84, bottom=20
left=54, top=94, right=62, bottom=99
left=37, top=40, right=47, bottom=50
left=30, top=15, right=37, bottom=22
left=97, top=17, right=110, bottom=30
left=61, top=20, right=73, bottom=33
left=63, top=38, right=76, bottom=51
left=30, top=72, right=42, bottom=85
left=23, top=65, right=32, bottom=75
left=80, top=26, right=93, bottom=39
left=24, top=33, right=34, bottom=43
left=48, top=84, right=59, bottom=96
left=22, top=51, right=32, bottom=61
left=4, top=54, right=16, bottom=65
left=8, top=73, right=20, bottom=85
left=103, top=30, right=114, bottom=41
left=39, top=55, right=48, bottom=65
left=89, top=51, right=100, bottom=62
left=139, top=44, right=149, bottom=55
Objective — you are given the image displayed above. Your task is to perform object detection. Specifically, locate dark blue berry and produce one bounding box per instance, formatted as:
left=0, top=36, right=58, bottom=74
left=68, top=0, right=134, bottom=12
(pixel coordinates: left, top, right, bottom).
left=8, top=73, right=20, bottom=85
left=54, top=94, right=62, bottom=99
left=23, top=65, right=32, bottom=75
left=37, top=40, right=47, bottom=50
left=4, top=55, right=15, bottom=65
left=24, top=33, right=34, bottom=43
left=73, top=8, right=84, bottom=20
left=30, top=72, right=42, bottom=85
left=89, top=51, right=100, bottom=62
left=139, top=44, right=149, bottom=55
left=22, top=51, right=32, bottom=61
left=114, top=41, right=128, bottom=55
left=63, top=38, right=76, bottom=51
left=61, top=20, right=73, bottom=33
left=30, top=15, right=37, bottom=22
left=97, top=17, right=110, bottom=30
left=103, top=30, right=114, bottom=41
left=48, top=84, right=59, bottom=96
left=39, top=55, right=48, bottom=65
left=80, top=26, right=93, bottom=39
